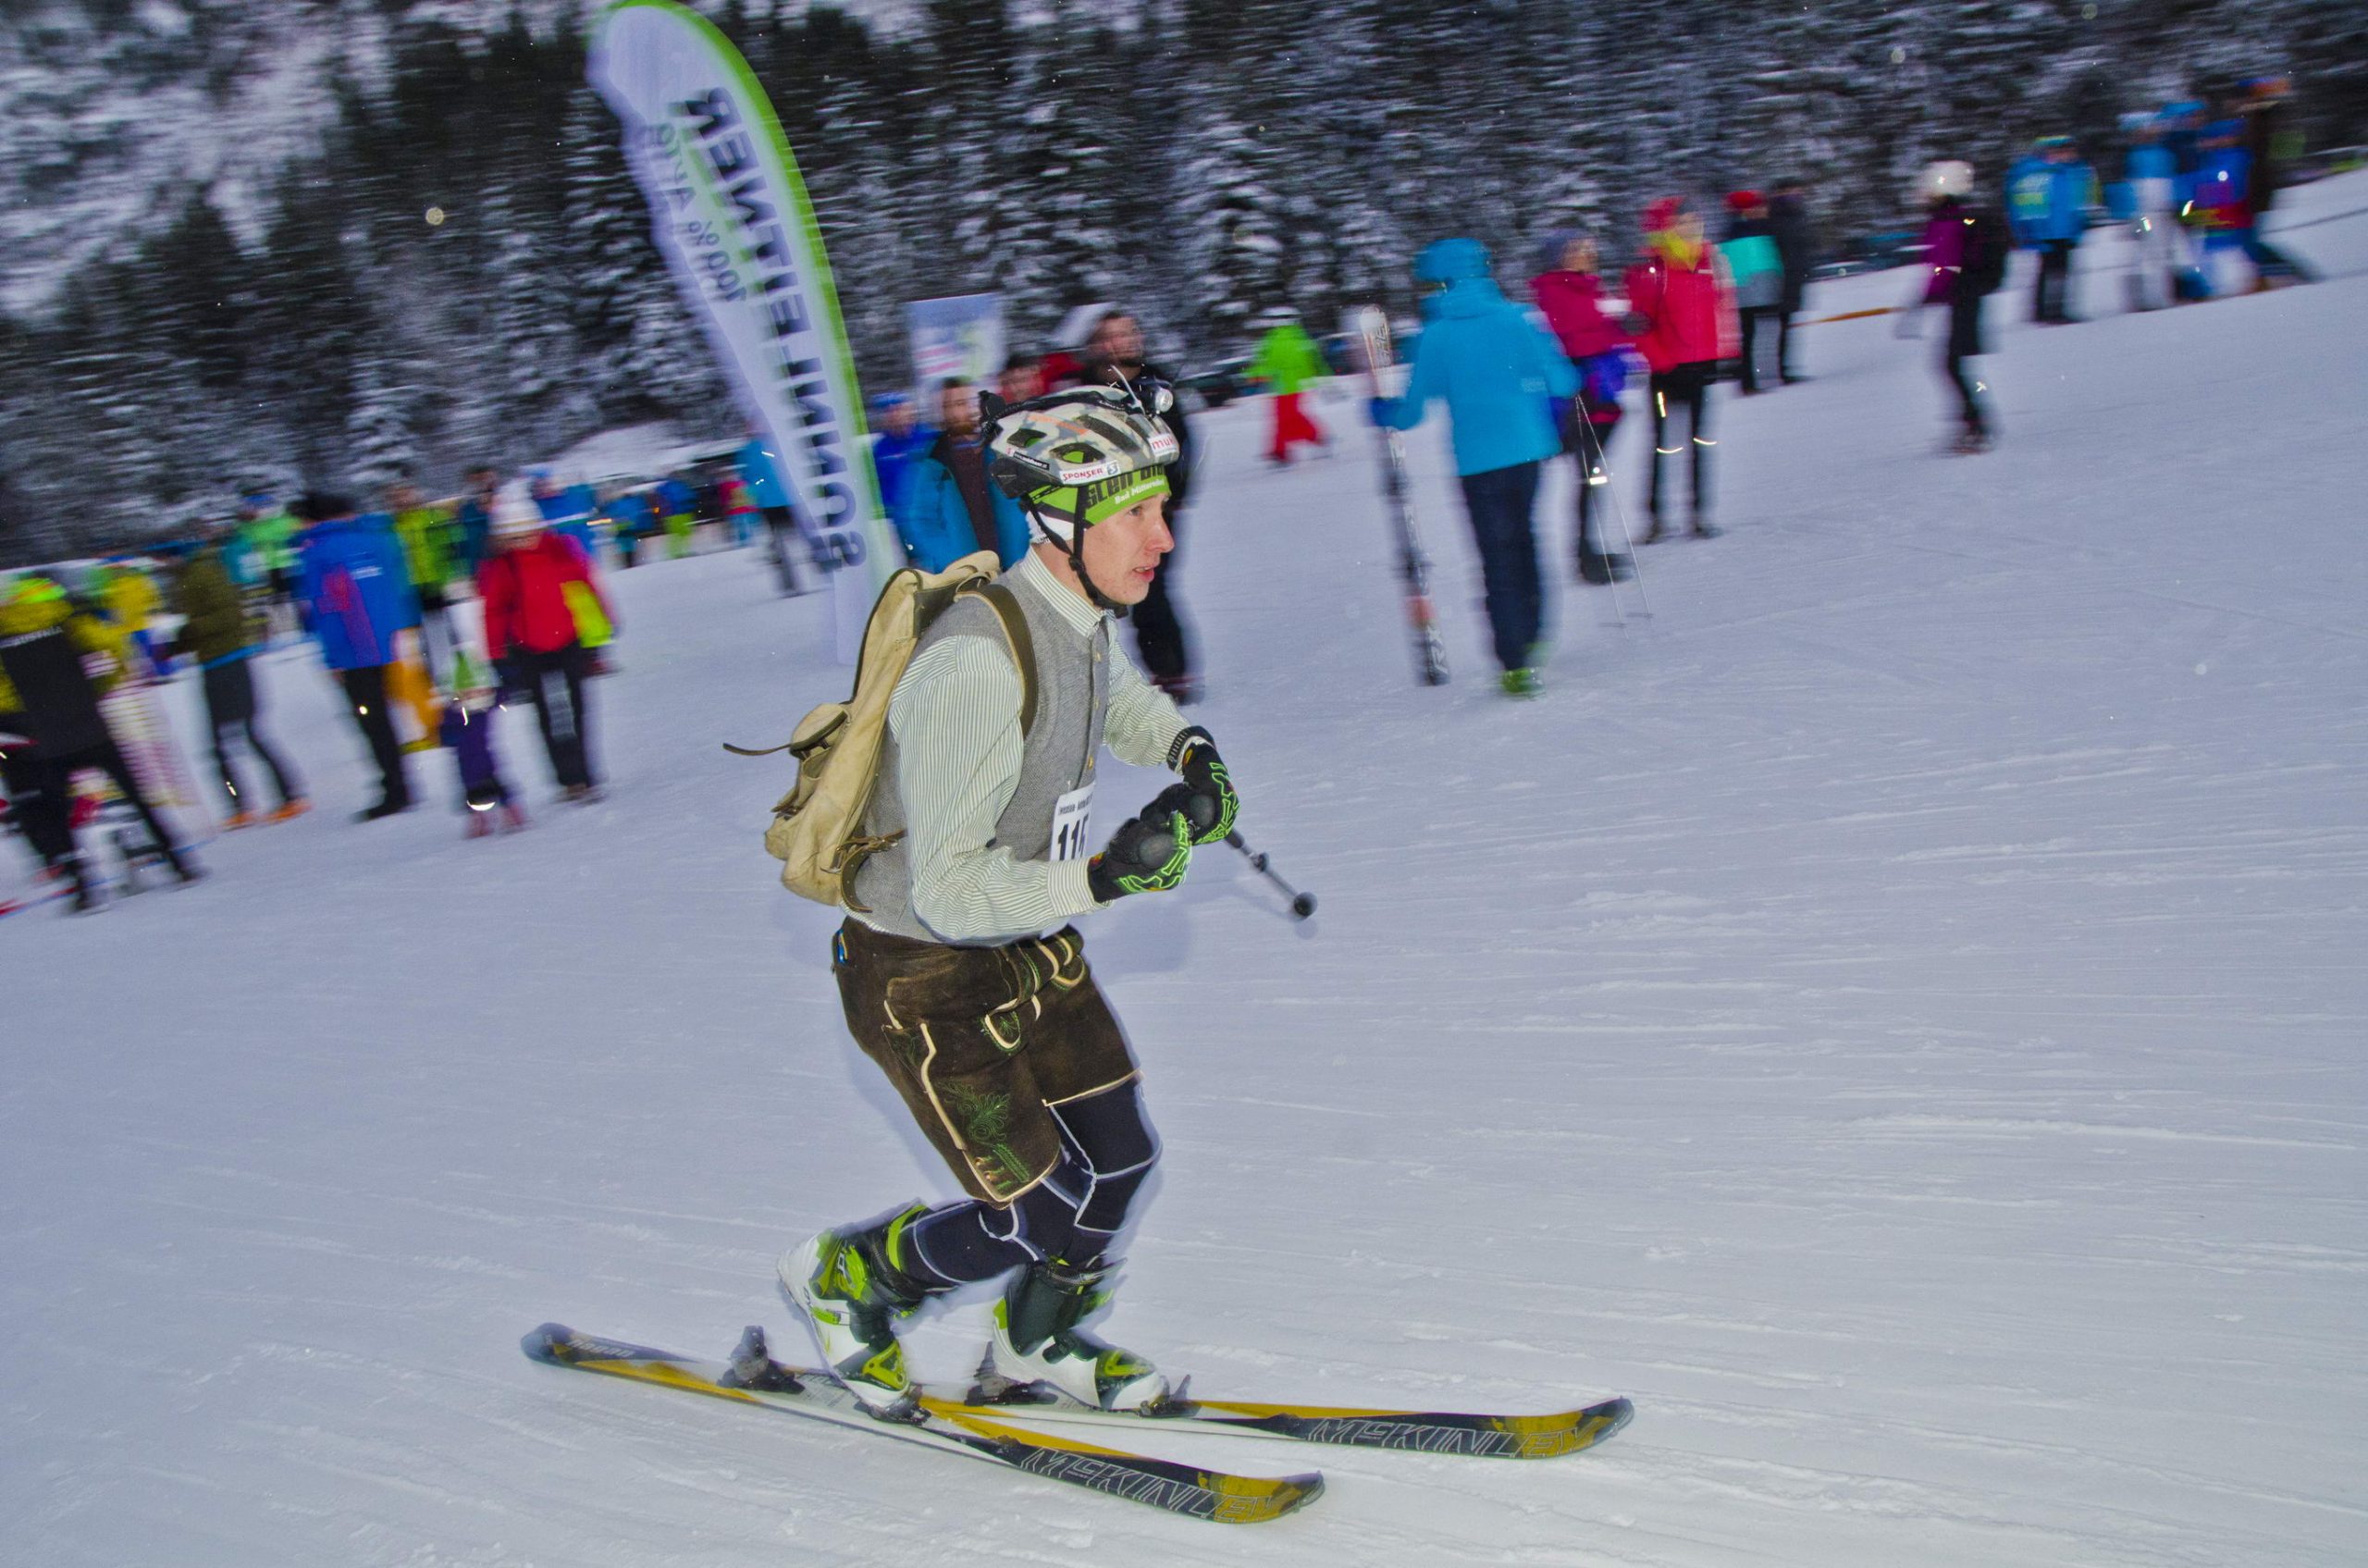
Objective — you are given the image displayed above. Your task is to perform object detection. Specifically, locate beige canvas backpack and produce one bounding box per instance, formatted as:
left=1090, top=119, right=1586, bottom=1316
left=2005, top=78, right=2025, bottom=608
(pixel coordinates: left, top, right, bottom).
left=729, top=549, right=1036, bottom=910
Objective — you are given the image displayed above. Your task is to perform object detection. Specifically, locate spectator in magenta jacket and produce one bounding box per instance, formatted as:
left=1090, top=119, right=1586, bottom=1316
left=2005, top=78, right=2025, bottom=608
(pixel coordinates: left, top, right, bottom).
left=1531, top=233, right=1634, bottom=584
left=477, top=500, right=614, bottom=802
left=1622, top=197, right=1732, bottom=540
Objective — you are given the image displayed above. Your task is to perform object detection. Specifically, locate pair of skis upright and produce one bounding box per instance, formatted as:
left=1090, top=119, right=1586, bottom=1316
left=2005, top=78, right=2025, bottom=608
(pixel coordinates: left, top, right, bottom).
left=524, top=1321, right=1633, bottom=1525
left=1352, top=306, right=1450, bottom=687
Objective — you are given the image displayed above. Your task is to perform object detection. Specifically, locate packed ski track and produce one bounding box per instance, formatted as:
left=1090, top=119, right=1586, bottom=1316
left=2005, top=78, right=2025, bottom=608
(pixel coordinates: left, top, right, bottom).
left=7, top=175, right=2367, bottom=1565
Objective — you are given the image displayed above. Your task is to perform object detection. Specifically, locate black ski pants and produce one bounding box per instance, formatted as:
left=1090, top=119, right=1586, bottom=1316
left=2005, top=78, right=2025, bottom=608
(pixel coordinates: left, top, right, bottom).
left=1459, top=460, right=1547, bottom=673
left=1942, top=297, right=1990, bottom=438
left=2034, top=240, right=2077, bottom=322
left=203, top=659, right=299, bottom=814
left=1736, top=305, right=1780, bottom=391
left=1646, top=363, right=1715, bottom=525
left=1564, top=408, right=1622, bottom=561
left=339, top=664, right=411, bottom=809
left=520, top=643, right=597, bottom=791
left=27, top=740, right=189, bottom=882
left=762, top=507, right=806, bottom=595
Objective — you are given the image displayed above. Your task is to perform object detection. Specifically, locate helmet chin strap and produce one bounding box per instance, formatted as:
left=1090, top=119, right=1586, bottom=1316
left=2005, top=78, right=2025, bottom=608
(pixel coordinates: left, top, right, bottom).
left=1025, top=501, right=1129, bottom=615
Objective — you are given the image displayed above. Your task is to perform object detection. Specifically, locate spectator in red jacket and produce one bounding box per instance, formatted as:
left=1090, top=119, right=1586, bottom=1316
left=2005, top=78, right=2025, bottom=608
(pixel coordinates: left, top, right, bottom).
left=477, top=499, right=614, bottom=803
left=1532, top=233, right=1635, bottom=583
left=1622, top=197, right=1733, bottom=541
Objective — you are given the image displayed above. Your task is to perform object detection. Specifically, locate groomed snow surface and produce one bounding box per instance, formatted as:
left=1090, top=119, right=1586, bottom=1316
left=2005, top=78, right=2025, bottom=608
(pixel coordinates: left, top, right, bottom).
left=8, top=176, right=2367, bottom=1566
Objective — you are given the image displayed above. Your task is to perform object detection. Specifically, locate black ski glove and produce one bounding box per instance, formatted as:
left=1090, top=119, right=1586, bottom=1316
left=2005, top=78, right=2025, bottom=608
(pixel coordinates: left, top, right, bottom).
left=1088, top=799, right=1194, bottom=903
left=1168, top=726, right=1239, bottom=846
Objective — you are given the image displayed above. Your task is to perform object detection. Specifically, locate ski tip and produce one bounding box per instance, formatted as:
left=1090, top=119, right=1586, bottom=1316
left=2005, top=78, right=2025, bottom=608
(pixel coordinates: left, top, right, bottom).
left=521, top=1323, right=578, bottom=1364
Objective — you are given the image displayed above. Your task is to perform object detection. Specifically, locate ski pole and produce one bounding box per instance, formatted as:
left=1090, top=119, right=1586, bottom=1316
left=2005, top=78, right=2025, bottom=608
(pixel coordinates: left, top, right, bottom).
left=1227, top=831, right=1315, bottom=920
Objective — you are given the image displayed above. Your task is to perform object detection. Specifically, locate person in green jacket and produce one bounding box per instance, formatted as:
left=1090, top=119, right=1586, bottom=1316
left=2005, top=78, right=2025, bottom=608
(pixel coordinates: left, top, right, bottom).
left=388, top=480, right=462, bottom=683
left=236, top=493, right=302, bottom=638
left=1247, top=311, right=1332, bottom=466
left=171, top=527, right=306, bottom=829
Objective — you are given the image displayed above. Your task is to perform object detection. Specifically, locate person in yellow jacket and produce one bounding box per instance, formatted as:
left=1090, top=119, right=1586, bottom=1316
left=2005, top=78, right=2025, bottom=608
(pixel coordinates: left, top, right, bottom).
left=0, top=575, right=198, bottom=909
left=99, top=561, right=165, bottom=679
left=387, top=480, right=462, bottom=683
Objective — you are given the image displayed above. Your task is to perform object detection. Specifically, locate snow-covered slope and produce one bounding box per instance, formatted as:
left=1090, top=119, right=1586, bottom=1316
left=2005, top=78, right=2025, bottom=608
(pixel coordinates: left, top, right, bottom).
left=6, top=174, right=2365, bottom=1565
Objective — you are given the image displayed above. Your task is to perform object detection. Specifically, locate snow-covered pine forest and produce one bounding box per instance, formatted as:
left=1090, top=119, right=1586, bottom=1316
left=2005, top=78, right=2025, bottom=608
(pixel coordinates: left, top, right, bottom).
left=2, top=0, right=2362, bottom=560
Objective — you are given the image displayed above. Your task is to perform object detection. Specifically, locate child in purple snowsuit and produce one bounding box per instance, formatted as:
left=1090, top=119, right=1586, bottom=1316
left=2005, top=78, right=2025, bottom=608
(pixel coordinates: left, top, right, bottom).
left=439, top=655, right=525, bottom=836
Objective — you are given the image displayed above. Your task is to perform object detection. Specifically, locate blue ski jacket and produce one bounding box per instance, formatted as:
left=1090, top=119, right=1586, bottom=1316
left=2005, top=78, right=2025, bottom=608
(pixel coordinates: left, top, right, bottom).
left=738, top=438, right=792, bottom=510
left=1373, top=239, right=1577, bottom=476
left=297, top=514, right=419, bottom=671
left=896, top=443, right=1030, bottom=572
left=2006, top=156, right=2093, bottom=245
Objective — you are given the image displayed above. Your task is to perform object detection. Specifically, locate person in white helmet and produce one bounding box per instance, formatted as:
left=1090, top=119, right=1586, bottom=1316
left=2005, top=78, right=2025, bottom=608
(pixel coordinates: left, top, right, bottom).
left=1915, top=160, right=2009, bottom=453
left=777, top=379, right=1242, bottom=1422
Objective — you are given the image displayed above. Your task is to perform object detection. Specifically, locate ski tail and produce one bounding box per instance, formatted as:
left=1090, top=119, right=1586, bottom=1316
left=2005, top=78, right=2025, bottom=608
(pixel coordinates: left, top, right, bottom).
left=522, top=1324, right=1322, bottom=1525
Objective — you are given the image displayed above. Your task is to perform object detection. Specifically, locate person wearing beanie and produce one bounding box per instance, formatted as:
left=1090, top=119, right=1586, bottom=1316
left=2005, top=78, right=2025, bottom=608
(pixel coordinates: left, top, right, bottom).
left=1719, top=191, right=1784, bottom=394
left=1623, top=197, right=1733, bottom=540
left=477, top=494, right=614, bottom=804
left=1372, top=237, right=1580, bottom=696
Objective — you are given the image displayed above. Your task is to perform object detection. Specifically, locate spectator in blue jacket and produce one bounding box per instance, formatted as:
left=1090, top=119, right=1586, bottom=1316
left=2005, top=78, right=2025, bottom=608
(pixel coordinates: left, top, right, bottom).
left=738, top=436, right=808, bottom=596
left=1371, top=237, right=1579, bottom=696
left=293, top=492, right=418, bottom=820
left=868, top=391, right=937, bottom=525
left=2006, top=135, right=2095, bottom=324
left=894, top=377, right=1029, bottom=572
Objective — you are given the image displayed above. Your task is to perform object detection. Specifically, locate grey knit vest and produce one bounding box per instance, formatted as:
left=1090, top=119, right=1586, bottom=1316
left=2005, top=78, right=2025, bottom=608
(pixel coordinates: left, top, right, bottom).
left=849, top=570, right=1109, bottom=945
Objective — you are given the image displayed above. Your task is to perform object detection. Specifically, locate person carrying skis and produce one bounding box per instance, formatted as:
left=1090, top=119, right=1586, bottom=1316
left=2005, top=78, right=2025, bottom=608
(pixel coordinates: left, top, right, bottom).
left=1246, top=310, right=1331, bottom=466
left=1623, top=197, right=1731, bottom=542
left=1372, top=238, right=1578, bottom=697
left=1530, top=232, right=1634, bottom=585
left=779, top=379, right=1240, bottom=1419
left=1916, top=159, right=2008, bottom=453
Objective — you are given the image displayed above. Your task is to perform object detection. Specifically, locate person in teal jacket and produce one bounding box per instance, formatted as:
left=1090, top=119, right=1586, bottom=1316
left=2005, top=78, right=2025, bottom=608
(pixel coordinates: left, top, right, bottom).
left=1370, top=237, right=1578, bottom=694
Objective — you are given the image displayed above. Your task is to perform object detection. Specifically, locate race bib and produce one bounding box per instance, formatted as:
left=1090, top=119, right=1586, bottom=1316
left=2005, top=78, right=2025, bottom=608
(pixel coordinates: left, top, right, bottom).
left=1050, top=783, right=1094, bottom=862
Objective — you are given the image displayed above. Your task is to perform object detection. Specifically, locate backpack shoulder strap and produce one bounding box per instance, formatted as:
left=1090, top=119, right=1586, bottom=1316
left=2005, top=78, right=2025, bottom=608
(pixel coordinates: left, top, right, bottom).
left=972, top=580, right=1038, bottom=737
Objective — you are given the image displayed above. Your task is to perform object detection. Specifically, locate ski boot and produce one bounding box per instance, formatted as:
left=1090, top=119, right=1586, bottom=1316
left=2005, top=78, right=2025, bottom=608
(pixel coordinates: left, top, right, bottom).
left=1499, top=667, right=1542, bottom=699
left=777, top=1203, right=941, bottom=1418
left=982, top=1259, right=1169, bottom=1412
